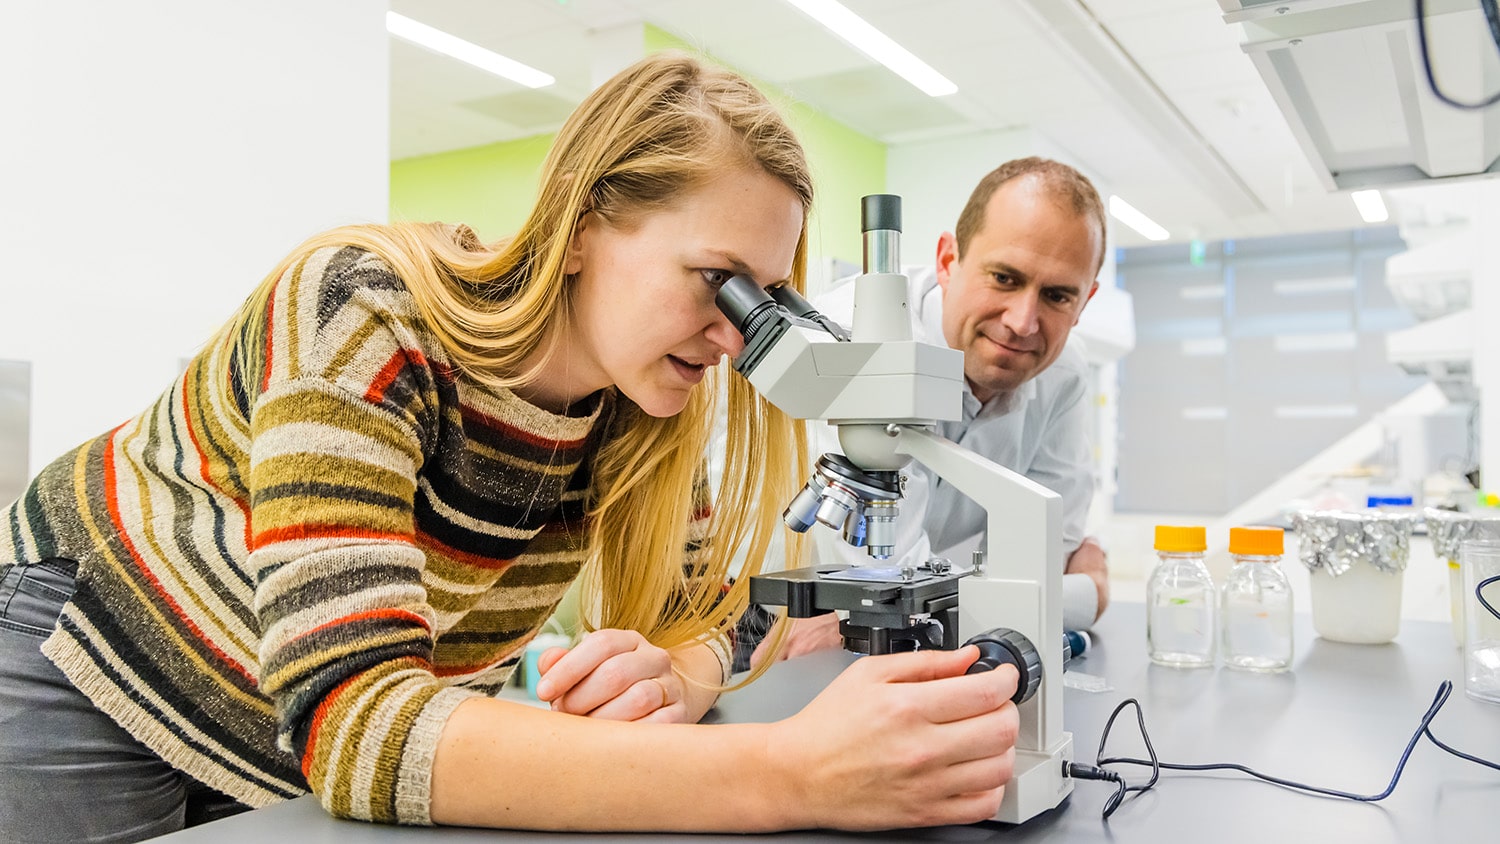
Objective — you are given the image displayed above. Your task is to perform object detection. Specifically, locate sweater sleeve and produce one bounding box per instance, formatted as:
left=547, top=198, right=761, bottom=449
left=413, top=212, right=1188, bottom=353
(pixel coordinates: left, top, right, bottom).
left=244, top=246, right=478, bottom=825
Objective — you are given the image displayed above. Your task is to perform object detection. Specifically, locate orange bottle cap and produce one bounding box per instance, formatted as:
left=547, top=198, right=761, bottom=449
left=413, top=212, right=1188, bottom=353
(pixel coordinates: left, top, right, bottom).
left=1154, top=525, right=1206, bottom=553
left=1229, top=526, right=1283, bottom=556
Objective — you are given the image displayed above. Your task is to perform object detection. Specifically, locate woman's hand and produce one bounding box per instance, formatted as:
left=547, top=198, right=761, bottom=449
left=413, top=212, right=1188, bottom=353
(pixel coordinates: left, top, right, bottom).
left=770, top=646, right=1021, bottom=830
left=532, top=629, right=693, bottom=723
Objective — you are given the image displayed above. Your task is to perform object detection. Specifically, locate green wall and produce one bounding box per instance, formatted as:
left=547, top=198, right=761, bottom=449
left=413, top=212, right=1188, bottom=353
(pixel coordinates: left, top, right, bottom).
left=389, top=26, right=886, bottom=265
left=389, top=134, right=554, bottom=243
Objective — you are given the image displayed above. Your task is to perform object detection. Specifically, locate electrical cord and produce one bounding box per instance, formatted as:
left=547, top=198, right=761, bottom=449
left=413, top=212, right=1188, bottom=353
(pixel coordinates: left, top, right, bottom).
left=1415, top=0, right=1500, bottom=110
left=1478, top=573, right=1500, bottom=623
left=1070, top=581, right=1500, bottom=820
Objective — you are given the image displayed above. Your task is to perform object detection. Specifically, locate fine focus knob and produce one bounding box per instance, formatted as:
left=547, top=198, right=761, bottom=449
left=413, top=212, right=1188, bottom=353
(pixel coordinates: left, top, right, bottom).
left=963, top=628, right=1042, bottom=705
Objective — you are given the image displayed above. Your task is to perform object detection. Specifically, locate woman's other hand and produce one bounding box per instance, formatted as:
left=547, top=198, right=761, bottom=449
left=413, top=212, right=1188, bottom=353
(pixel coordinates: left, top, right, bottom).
left=533, top=629, right=691, bottom=723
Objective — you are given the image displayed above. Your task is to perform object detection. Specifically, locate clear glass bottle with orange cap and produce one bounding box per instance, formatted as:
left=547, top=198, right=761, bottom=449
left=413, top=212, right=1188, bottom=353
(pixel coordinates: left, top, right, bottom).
left=1220, top=526, right=1294, bottom=672
left=1147, top=525, right=1216, bottom=668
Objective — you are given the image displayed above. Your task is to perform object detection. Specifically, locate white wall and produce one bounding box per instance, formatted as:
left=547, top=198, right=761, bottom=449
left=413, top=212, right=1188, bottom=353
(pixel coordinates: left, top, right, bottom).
left=886, top=128, right=1106, bottom=272
left=0, top=1, right=390, bottom=475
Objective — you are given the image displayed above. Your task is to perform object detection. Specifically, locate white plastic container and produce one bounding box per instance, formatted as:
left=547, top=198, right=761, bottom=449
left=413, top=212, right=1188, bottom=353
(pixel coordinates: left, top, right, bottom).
left=1292, top=510, right=1411, bottom=645
left=1305, top=560, right=1403, bottom=644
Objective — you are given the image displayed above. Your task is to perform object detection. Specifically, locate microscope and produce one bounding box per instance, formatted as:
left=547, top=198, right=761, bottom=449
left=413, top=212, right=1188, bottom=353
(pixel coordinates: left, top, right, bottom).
left=715, top=195, right=1074, bottom=824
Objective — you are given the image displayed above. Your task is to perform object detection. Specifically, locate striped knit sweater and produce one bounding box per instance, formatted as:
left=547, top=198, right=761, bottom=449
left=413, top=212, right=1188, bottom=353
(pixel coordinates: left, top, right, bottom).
left=0, top=244, right=715, bottom=824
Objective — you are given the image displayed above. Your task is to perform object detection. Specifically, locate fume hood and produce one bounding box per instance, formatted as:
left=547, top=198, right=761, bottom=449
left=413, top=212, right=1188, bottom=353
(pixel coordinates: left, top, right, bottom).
left=1221, top=0, right=1500, bottom=191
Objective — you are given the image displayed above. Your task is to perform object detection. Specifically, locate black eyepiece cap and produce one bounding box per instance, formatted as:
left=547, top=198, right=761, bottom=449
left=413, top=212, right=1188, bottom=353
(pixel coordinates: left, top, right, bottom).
left=861, top=194, right=902, bottom=233
left=715, top=274, right=776, bottom=332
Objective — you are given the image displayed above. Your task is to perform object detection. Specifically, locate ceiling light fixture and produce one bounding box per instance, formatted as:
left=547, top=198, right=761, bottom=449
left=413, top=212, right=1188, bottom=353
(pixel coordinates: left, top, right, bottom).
left=1108, top=195, right=1169, bottom=242
left=386, top=11, right=555, bottom=89
left=781, top=0, right=957, bottom=97
left=1351, top=189, right=1389, bottom=223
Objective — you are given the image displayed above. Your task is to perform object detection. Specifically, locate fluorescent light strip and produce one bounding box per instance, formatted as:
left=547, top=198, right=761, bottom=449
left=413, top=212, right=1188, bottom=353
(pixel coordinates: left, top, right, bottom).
left=1273, top=332, right=1357, bottom=353
left=1272, top=277, right=1355, bottom=296
left=1275, top=404, right=1358, bottom=419
left=782, top=0, right=957, bottom=97
left=1108, top=195, right=1169, bottom=241
left=1351, top=189, right=1389, bottom=223
left=387, top=12, right=554, bottom=89
left=1180, top=337, right=1227, bottom=356
left=1179, top=285, right=1225, bottom=301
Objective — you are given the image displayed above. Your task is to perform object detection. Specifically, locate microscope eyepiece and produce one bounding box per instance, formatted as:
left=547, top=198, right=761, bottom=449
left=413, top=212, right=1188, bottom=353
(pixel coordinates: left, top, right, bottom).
left=860, top=194, right=901, bottom=233
left=769, top=285, right=851, bottom=342
left=714, top=274, right=781, bottom=343
left=767, top=285, right=819, bottom=320
left=714, top=274, right=774, bottom=331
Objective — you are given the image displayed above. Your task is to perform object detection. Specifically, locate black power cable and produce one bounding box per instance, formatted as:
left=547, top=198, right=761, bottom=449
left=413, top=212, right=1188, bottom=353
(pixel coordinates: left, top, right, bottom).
left=1071, top=574, right=1500, bottom=820
left=1415, top=0, right=1500, bottom=110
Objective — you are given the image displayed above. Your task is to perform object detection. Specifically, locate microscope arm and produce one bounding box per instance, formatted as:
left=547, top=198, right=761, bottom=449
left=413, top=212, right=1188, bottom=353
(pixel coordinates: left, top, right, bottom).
left=890, top=425, right=1073, bottom=821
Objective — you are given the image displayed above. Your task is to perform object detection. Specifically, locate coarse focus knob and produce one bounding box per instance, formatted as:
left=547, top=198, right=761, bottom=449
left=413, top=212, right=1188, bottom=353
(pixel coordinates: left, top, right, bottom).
left=963, top=627, right=1042, bottom=705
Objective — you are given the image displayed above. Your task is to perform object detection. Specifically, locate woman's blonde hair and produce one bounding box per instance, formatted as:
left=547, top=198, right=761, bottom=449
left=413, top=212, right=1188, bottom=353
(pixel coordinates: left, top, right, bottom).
left=240, top=52, right=810, bottom=686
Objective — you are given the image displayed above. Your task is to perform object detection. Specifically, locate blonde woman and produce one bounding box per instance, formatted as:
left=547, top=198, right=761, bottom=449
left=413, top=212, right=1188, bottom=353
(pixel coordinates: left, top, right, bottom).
left=0, top=53, right=1019, bottom=841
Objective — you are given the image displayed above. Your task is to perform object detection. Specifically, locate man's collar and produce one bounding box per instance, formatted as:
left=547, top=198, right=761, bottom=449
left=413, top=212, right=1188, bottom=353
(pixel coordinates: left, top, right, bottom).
left=964, top=379, right=1030, bottom=420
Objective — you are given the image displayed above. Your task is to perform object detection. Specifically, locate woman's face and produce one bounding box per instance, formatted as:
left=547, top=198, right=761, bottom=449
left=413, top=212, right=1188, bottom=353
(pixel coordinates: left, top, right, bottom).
left=556, top=164, right=804, bottom=418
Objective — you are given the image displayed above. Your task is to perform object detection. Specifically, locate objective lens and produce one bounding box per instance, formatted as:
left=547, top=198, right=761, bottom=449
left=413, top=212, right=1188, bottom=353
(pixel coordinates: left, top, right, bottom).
left=841, top=509, right=868, bottom=547
left=782, top=484, right=822, bottom=533
left=815, top=493, right=854, bottom=532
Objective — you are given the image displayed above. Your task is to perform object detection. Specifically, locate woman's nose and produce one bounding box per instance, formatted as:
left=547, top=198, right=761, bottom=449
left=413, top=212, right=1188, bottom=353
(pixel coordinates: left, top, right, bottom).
left=705, top=312, right=747, bottom=360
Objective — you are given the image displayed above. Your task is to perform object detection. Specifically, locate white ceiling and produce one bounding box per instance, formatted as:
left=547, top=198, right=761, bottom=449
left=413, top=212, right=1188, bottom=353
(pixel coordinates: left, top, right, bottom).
left=386, top=0, right=1447, bottom=248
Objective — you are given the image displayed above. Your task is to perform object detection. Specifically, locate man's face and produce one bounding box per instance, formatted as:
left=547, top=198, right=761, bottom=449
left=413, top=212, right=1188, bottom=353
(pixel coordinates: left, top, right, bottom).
left=935, top=177, right=1101, bottom=403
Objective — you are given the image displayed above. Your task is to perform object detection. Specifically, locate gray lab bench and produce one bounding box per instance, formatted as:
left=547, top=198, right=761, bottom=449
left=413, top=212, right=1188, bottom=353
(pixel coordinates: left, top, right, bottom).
left=158, top=602, right=1499, bottom=843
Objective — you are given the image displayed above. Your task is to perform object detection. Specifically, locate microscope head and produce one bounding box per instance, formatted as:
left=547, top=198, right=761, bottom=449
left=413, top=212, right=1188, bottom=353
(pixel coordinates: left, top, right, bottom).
left=713, top=194, right=963, bottom=559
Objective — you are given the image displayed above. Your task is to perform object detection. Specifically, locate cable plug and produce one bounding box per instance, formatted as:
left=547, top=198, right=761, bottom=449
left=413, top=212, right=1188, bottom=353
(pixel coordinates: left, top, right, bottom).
left=1067, top=761, right=1124, bottom=784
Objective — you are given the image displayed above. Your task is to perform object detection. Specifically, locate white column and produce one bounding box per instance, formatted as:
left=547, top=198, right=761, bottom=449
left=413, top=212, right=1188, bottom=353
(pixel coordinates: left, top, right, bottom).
left=0, top=1, right=390, bottom=472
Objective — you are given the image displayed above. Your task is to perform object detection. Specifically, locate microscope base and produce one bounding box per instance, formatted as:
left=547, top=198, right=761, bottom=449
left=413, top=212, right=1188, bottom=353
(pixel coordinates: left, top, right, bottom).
left=993, top=732, right=1074, bottom=824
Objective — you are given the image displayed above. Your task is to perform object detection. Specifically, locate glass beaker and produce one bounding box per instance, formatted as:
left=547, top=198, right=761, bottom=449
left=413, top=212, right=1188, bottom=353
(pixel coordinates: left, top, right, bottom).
left=1459, top=540, right=1500, bottom=705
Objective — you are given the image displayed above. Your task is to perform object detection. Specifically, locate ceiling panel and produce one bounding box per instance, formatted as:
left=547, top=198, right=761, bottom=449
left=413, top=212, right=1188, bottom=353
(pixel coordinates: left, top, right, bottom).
left=781, top=67, right=971, bottom=137
left=1103, top=6, right=1245, bottom=57
left=1135, top=47, right=1265, bottom=96
left=1081, top=0, right=1209, bottom=20
left=386, top=0, right=1447, bottom=243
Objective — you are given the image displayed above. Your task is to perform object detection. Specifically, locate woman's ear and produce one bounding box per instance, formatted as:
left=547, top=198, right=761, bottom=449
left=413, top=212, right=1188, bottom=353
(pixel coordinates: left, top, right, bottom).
left=564, top=212, right=589, bottom=276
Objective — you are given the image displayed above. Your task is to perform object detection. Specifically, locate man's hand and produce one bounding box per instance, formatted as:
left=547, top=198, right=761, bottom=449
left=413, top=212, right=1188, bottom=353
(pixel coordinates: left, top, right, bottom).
left=1065, top=537, right=1109, bottom=621
left=749, top=614, right=844, bottom=669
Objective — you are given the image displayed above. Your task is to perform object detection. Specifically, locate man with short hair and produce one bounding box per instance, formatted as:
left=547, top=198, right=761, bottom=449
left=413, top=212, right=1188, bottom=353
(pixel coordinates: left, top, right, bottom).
left=750, top=156, right=1111, bottom=667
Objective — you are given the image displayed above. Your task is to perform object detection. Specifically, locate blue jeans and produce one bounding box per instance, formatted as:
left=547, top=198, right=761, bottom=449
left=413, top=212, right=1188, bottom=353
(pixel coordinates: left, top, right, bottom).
left=0, top=559, right=249, bottom=843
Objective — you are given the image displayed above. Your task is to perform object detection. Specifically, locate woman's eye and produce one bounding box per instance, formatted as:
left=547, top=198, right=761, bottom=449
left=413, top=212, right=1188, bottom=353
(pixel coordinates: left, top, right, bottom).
left=702, top=269, right=732, bottom=287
